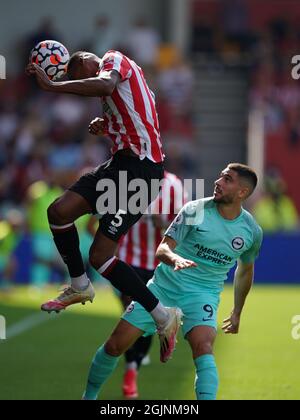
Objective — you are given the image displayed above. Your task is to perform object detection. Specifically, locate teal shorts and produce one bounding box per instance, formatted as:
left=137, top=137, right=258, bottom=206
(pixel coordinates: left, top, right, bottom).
left=122, top=280, right=220, bottom=338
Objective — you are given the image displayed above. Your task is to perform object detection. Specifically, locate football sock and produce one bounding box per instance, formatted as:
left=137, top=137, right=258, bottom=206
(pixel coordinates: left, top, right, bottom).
left=150, top=302, right=169, bottom=326
left=125, top=335, right=153, bottom=369
left=50, top=224, right=85, bottom=278
left=126, top=361, right=138, bottom=371
left=99, top=258, right=159, bottom=313
left=71, top=273, right=90, bottom=291
left=83, top=345, right=120, bottom=400
left=194, top=354, right=219, bottom=400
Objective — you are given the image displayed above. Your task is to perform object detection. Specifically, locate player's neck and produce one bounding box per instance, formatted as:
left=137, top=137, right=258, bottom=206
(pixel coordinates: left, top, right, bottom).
left=216, top=203, right=242, bottom=221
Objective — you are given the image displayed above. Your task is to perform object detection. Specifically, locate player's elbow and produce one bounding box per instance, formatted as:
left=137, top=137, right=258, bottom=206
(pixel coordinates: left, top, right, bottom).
left=155, top=245, right=165, bottom=261
left=155, top=243, right=171, bottom=261
left=238, top=262, right=254, bottom=276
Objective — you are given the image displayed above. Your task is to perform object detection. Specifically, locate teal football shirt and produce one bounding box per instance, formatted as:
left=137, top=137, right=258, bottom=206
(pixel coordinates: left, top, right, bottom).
left=154, top=198, right=263, bottom=294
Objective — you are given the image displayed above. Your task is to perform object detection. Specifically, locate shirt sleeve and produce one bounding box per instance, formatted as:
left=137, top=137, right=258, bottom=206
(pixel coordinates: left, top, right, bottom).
left=240, top=225, right=263, bottom=264
left=99, top=51, right=132, bottom=82
left=164, top=201, right=197, bottom=244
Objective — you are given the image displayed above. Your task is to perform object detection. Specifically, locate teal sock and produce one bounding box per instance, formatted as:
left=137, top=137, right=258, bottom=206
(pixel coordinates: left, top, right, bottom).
left=194, top=354, right=219, bottom=400
left=83, top=345, right=120, bottom=400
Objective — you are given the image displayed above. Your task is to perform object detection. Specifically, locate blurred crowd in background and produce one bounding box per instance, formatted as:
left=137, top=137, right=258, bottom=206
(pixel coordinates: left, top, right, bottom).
left=1, top=0, right=300, bottom=287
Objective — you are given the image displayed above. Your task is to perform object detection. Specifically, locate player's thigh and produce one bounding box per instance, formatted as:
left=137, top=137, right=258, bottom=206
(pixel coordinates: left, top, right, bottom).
left=97, top=178, right=156, bottom=241
left=97, top=156, right=164, bottom=241
left=186, top=325, right=217, bottom=359
left=68, top=158, right=114, bottom=215
left=105, top=319, right=144, bottom=356
left=180, top=293, right=220, bottom=338
left=48, top=190, right=92, bottom=223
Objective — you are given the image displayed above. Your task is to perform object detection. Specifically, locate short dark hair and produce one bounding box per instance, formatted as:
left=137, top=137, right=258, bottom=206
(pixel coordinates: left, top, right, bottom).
left=67, top=51, right=85, bottom=76
left=228, top=163, right=258, bottom=196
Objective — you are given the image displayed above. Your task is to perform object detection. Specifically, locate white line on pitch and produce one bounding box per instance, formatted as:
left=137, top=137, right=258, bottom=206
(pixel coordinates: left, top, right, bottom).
left=6, top=312, right=59, bottom=339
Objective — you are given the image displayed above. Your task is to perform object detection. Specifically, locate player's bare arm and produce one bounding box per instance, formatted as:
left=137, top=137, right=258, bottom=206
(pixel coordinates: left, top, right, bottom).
left=222, top=261, right=254, bottom=334
left=156, top=236, right=197, bottom=271
left=26, top=63, right=120, bottom=97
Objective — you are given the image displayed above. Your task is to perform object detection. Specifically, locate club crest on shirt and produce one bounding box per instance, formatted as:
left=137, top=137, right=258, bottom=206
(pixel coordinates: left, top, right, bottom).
left=232, top=237, right=245, bottom=250
left=174, top=212, right=184, bottom=225
left=126, top=303, right=135, bottom=313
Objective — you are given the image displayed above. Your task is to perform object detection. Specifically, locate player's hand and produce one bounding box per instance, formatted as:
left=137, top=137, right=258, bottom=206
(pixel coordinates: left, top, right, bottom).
left=89, top=117, right=104, bottom=135
left=174, top=257, right=197, bottom=271
left=26, top=63, right=54, bottom=91
left=222, top=312, right=240, bottom=334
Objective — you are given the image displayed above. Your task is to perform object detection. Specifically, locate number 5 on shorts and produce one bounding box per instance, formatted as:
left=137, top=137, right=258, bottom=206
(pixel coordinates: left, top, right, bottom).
left=111, top=209, right=127, bottom=227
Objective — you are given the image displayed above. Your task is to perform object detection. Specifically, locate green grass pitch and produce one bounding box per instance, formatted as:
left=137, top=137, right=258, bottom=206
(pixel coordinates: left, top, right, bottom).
left=0, top=284, right=299, bottom=400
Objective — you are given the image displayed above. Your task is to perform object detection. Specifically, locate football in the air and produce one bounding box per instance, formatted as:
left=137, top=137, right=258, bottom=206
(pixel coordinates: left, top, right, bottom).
left=30, top=40, right=70, bottom=80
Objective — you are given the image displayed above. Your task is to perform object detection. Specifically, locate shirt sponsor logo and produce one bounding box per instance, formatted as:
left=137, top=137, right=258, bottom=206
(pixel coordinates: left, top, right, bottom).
left=194, top=244, right=233, bottom=265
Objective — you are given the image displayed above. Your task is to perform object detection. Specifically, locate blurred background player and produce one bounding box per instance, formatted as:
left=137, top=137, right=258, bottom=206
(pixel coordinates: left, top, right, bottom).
left=25, top=177, right=64, bottom=285
left=252, top=168, right=299, bottom=232
left=26, top=49, right=182, bottom=361
left=82, top=163, right=263, bottom=401
left=0, top=209, right=31, bottom=289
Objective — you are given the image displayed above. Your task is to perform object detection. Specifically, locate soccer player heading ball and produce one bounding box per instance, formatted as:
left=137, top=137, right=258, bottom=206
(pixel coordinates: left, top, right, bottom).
left=26, top=45, right=182, bottom=363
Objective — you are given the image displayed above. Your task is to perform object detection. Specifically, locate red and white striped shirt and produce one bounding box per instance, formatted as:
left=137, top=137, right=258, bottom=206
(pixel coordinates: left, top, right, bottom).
left=99, top=50, right=164, bottom=163
left=118, top=171, right=187, bottom=271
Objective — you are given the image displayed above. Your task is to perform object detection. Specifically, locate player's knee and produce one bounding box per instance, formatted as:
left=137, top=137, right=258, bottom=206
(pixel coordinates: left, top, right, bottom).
left=89, top=247, right=107, bottom=270
left=89, top=248, right=113, bottom=270
left=193, top=342, right=213, bottom=358
left=89, top=249, right=101, bottom=269
left=47, top=200, right=70, bottom=225
left=104, top=338, right=124, bottom=357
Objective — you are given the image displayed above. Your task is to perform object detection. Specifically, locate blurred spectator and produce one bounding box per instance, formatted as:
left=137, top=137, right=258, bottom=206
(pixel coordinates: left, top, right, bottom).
left=157, top=49, right=194, bottom=131
left=90, top=15, right=119, bottom=56
left=126, top=18, right=160, bottom=67
left=221, top=0, right=252, bottom=52
left=252, top=170, right=299, bottom=232
left=21, top=17, right=61, bottom=67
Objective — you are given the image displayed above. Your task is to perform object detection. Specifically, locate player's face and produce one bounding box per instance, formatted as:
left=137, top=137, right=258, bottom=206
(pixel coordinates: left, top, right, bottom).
left=213, top=168, right=244, bottom=204
left=69, top=53, right=100, bottom=79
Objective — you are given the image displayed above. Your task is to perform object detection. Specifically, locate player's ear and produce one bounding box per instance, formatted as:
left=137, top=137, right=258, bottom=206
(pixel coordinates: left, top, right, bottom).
left=239, top=187, right=250, bottom=200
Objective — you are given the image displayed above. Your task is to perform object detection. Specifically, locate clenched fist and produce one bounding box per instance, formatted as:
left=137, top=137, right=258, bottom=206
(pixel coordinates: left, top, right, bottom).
left=89, top=117, right=104, bottom=135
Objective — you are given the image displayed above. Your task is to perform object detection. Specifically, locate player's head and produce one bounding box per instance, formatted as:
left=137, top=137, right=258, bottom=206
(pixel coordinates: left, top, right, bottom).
left=67, top=51, right=101, bottom=80
left=214, top=163, right=258, bottom=204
